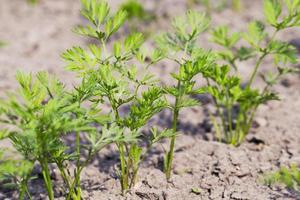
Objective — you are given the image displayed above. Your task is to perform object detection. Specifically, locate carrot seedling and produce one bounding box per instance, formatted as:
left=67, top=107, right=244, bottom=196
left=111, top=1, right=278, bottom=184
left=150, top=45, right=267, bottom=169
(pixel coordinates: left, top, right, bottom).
left=155, top=10, right=214, bottom=180
left=207, top=0, right=300, bottom=145
left=0, top=72, right=116, bottom=199
left=264, top=164, right=300, bottom=194
left=0, top=148, right=33, bottom=200
left=63, top=0, right=174, bottom=193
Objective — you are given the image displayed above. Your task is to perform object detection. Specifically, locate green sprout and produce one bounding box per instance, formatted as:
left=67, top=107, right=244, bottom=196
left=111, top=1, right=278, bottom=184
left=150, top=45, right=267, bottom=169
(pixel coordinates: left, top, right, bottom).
left=155, top=11, right=213, bottom=180
left=0, top=148, right=33, bottom=200
left=118, top=0, right=155, bottom=34
left=207, top=0, right=300, bottom=145
left=119, top=0, right=154, bottom=22
left=264, top=164, right=300, bottom=194
left=63, top=0, right=174, bottom=193
left=0, top=71, right=116, bottom=199
left=27, top=0, right=38, bottom=5
left=188, top=0, right=241, bottom=14
left=0, top=41, right=7, bottom=48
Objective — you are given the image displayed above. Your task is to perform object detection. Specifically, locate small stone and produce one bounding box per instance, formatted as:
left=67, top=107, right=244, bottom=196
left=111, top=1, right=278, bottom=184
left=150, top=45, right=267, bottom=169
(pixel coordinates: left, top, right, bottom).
left=253, top=117, right=268, bottom=128
left=281, top=79, right=292, bottom=88
left=51, top=168, right=62, bottom=181
left=289, top=38, right=300, bottom=52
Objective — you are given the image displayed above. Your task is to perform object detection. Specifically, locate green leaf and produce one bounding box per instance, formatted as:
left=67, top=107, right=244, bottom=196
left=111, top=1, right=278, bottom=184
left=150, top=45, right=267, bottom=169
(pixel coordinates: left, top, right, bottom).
left=264, top=0, right=282, bottom=26
left=191, top=188, right=202, bottom=195
left=113, top=41, right=122, bottom=58
left=105, top=10, right=127, bottom=38
left=151, top=128, right=175, bottom=144
left=62, top=46, right=97, bottom=74
left=237, top=46, right=255, bottom=61
left=0, top=41, right=7, bottom=48
left=284, top=0, right=300, bottom=13
left=96, top=1, right=110, bottom=24
left=156, top=11, right=210, bottom=52
left=124, top=87, right=167, bottom=130
left=119, top=0, right=154, bottom=21
left=124, top=33, right=144, bottom=52
left=243, top=21, right=267, bottom=47
left=0, top=129, right=10, bottom=140
left=267, top=40, right=298, bottom=64
left=211, top=26, right=240, bottom=48
left=177, top=96, right=200, bottom=108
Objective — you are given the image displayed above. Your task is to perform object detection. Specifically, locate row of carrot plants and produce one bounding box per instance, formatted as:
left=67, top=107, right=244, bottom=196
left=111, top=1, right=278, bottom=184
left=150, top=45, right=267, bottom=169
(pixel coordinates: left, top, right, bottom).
left=0, top=0, right=299, bottom=199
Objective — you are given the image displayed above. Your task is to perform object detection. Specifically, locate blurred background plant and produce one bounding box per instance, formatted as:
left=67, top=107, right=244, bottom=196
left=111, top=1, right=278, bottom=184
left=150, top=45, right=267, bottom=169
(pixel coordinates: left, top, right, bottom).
left=187, top=0, right=241, bottom=14
left=206, top=0, right=300, bottom=146
left=118, top=0, right=155, bottom=35
left=0, top=148, right=34, bottom=200
left=264, top=164, right=300, bottom=195
left=27, top=0, right=38, bottom=5
left=0, top=41, right=6, bottom=48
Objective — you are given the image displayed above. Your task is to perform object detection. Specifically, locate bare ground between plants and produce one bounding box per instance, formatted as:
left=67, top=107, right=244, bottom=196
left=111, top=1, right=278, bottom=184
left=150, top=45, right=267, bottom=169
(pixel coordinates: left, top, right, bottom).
left=0, top=0, right=300, bottom=199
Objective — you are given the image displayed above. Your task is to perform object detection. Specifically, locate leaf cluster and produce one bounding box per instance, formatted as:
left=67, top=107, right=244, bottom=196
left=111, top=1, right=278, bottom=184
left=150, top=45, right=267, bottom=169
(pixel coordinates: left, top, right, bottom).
left=264, top=164, right=300, bottom=193
left=62, top=0, right=174, bottom=193
left=207, top=0, right=299, bottom=145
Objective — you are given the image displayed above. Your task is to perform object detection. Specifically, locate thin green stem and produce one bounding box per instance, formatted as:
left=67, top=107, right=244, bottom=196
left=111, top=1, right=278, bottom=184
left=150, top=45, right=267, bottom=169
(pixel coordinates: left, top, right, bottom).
left=247, top=30, right=278, bottom=88
left=75, top=131, right=81, bottom=198
left=119, top=143, right=128, bottom=193
left=247, top=52, right=268, bottom=88
left=25, top=185, right=32, bottom=200
left=165, top=81, right=181, bottom=180
left=19, top=181, right=26, bottom=200
left=205, top=78, right=227, bottom=141
left=110, top=101, right=129, bottom=193
left=66, top=150, right=93, bottom=200
left=57, top=163, right=73, bottom=198
left=41, top=161, right=54, bottom=200
left=226, top=103, right=233, bottom=144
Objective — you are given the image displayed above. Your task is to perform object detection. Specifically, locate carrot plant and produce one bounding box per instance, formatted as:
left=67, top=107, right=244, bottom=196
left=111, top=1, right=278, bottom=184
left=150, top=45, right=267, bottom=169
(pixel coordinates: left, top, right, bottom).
left=155, top=11, right=215, bottom=180
left=0, top=41, right=6, bottom=48
left=118, top=0, right=155, bottom=34
left=232, top=0, right=241, bottom=11
left=0, top=71, right=125, bottom=199
left=206, top=0, right=300, bottom=145
left=0, top=72, right=81, bottom=199
left=27, top=0, right=38, bottom=5
left=63, top=0, right=173, bottom=193
left=119, top=0, right=154, bottom=23
left=0, top=148, right=33, bottom=200
left=188, top=0, right=241, bottom=14
left=264, top=164, right=300, bottom=195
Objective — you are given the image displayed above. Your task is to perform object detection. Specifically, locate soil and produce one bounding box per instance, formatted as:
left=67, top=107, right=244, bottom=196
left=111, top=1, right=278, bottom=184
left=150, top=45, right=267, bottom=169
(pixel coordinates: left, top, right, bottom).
left=0, top=0, right=300, bottom=199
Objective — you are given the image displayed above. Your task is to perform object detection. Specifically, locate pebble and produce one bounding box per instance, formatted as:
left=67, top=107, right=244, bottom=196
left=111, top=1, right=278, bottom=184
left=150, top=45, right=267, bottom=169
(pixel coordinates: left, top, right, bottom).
left=253, top=117, right=268, bottom=128
left=289, top=38, right=300, bottom=52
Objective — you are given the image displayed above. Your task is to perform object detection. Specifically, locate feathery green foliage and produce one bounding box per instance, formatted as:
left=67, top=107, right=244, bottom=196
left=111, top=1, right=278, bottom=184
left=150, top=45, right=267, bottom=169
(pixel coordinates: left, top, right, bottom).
left=27, top=0, right=38, bottom=5
left=0, top=71, right=122, bottom=199
left=0, top=71, right=82, bottom=199
left=118, top=0, right=155, bottom=33
left=207, top=0, right=299, bottom=145
left=63, top=0, right=173, bottom=193
left=188, top=0, right=241, bottom=13
left=155, top=10, right=214, bottom=180
left=0, top=41, right=6, bottom=48
left=264, top=164, right=300, bottom=194
left=0, top=149, right=33, bottom=200
left=119, top=0, right=154, bottom=22
left=0, top=0, right=299, bottom=197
